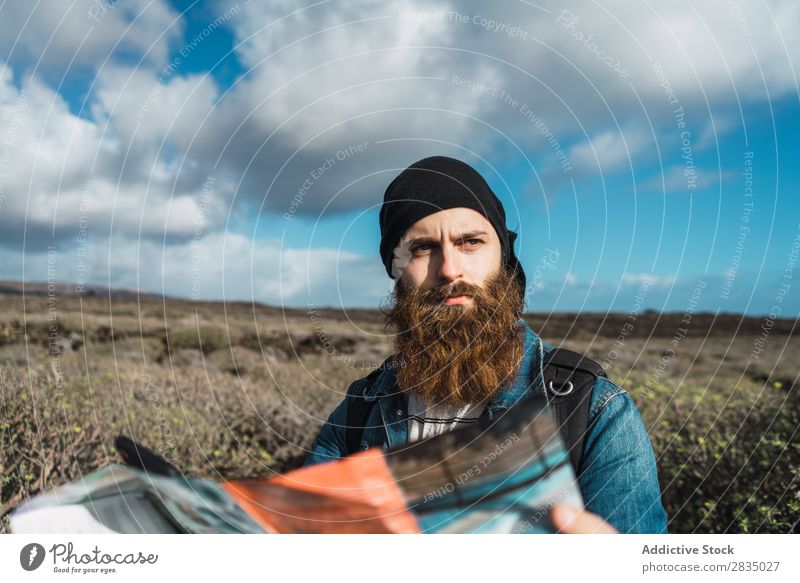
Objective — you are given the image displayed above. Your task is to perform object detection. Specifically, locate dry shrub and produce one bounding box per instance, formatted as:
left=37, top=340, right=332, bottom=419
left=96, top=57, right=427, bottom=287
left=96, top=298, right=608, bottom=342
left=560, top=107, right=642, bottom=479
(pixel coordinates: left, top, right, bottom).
left=2, top=293, right=797, bottom=534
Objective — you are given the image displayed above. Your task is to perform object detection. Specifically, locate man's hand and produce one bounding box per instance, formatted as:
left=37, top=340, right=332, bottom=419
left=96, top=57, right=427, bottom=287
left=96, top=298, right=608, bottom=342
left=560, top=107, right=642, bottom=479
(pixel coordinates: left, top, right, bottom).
left=551, top=503, right=618, bottom=534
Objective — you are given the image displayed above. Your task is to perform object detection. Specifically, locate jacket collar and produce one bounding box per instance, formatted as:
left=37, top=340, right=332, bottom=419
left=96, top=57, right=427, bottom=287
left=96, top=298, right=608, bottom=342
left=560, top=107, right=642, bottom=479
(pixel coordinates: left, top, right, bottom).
left=363, top=318, right=546, bottom=414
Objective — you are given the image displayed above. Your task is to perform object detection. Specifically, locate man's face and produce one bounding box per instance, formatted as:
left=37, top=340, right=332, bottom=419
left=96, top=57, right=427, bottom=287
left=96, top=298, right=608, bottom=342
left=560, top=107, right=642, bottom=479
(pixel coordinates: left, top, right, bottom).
left=392, top=207, right=503, bottom=306
left=383, top=207, right=525, bottom=407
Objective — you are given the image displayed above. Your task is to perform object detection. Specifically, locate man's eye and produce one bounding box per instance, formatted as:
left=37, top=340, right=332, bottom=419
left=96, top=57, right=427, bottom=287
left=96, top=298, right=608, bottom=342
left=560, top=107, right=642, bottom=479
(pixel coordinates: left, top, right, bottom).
left=411, top=243, right=434, bottom=254
left=463, top=238, right=483, bottom=247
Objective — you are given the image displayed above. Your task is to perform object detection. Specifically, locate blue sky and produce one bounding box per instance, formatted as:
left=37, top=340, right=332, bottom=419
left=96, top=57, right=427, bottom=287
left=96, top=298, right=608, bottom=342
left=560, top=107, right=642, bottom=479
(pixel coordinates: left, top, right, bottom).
left=0, top=0, right=798, bottom=316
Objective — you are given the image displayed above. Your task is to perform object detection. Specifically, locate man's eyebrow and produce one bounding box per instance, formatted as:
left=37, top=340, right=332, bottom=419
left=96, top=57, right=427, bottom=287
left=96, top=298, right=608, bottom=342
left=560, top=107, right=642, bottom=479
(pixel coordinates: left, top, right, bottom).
left=407, top=230, right=488, bottom=246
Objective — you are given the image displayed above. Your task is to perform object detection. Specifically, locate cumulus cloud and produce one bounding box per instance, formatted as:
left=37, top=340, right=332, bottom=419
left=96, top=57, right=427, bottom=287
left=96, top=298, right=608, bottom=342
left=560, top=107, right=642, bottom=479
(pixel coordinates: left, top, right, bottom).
left=0, top=229, right=391, bottom=308
left=1, top=0, right=797, bottom=308
left=0, top=0, right=182, bottom=74
left=6, top=0, right=798, bottom=226
left=0, top=66, right=231, bottom=248
left=207, top=0, right=800, bottom=214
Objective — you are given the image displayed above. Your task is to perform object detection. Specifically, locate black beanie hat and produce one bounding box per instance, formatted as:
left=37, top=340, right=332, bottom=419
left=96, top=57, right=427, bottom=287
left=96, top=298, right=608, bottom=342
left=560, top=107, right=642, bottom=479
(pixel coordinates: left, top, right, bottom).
left=379, top=156, right=526, bottom=294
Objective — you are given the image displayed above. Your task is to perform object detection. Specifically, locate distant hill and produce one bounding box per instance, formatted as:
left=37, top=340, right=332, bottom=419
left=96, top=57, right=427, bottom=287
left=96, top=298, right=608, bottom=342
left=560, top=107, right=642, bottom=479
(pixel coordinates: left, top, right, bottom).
left=523, top=310, right=798, bottom=339
left=0, top=279, right=795, bottom=338
left=0, top=280, right=160, bottom=299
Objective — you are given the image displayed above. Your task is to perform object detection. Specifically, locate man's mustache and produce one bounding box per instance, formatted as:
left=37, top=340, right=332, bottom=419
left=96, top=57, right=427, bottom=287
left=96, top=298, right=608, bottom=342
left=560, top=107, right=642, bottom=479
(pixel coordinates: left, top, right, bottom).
left=422, top=281, right=482, bottom=303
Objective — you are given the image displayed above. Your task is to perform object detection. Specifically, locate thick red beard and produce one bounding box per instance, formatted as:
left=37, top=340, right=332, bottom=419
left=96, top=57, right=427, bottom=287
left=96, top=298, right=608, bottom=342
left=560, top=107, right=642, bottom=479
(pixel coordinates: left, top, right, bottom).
left=381, top=266, right=525, bottom=407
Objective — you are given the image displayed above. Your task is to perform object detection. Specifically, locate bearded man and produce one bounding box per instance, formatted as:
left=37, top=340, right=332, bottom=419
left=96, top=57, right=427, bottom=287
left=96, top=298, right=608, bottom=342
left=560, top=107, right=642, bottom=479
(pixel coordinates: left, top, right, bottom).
left=303, top=156, right=668, bottom=534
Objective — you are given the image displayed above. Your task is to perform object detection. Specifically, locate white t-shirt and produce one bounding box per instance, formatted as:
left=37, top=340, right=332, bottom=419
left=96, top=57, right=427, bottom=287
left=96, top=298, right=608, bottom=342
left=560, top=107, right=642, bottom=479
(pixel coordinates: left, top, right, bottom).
left=406, top=392, right=484, bottom=442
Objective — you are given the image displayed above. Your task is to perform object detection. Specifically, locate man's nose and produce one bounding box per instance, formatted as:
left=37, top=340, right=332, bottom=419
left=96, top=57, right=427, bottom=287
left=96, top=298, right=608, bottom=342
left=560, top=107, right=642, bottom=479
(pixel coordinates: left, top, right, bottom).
left=437, top=244, right=463, bottom=283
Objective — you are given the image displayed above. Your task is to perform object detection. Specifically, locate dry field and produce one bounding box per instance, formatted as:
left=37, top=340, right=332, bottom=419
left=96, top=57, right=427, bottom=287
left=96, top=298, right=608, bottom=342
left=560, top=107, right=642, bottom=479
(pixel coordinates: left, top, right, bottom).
left=0, top=290, right=797, bottom=533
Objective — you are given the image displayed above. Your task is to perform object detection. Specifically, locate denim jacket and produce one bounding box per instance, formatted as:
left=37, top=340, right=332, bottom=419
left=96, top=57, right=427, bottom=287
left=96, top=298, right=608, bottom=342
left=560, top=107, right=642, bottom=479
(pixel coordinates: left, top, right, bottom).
left=303, top=318, right=669, bottom=534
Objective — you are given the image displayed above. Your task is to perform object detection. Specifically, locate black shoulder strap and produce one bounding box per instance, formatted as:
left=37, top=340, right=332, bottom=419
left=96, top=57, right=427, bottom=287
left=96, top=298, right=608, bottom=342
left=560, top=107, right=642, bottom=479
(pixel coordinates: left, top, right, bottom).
left=542, top=347, right=607, bottom=477
left=344, top=358, right=392, bottom=455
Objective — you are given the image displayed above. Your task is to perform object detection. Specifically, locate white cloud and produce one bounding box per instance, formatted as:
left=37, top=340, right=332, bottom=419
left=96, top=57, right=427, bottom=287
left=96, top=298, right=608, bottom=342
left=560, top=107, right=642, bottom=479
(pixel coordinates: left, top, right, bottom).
left=0, top=0, right=182, bottom=73
left=696, top=116, right=739, bottom=150
left=209, top=0, right=800, bottom=212
left=4, top=0, right=798, bottom=230
left=640, top=166, right=733, bottom=193
left=1, top=0, right=798, bottom=304
left=92, top=65, right=221, bottom=151
left=568, top=129, right=651, bottom=173
left=228, top=0, right=484, bottom=148
left=621, top=273, right=676, bottom=287
left=0, top=230, right=391, bottom=308
left=0, top=66, right=231, bottom=246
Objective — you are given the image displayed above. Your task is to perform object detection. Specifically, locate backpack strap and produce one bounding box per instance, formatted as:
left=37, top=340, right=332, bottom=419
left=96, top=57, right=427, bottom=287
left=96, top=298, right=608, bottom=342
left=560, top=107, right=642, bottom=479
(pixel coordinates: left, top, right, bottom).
left=344, top=357, right=393, bottom=454
left=542, top=347, right=607, bottom=477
